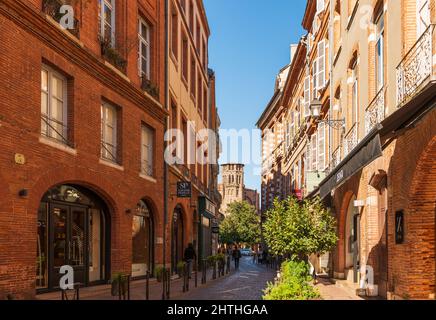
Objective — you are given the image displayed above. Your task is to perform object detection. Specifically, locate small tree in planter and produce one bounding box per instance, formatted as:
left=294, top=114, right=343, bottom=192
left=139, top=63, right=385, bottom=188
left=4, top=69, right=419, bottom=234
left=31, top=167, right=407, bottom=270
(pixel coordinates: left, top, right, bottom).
left=207, top=256, right=218, bottom=279
left=155, top=266, right=165, bottom=283
left=177, top=261, right=186, bottom=278
left=263, top=197, right=338, bottom=262
left=216, top=254, right=226, bottom=276
left=110, top=272, right=129, bottom=299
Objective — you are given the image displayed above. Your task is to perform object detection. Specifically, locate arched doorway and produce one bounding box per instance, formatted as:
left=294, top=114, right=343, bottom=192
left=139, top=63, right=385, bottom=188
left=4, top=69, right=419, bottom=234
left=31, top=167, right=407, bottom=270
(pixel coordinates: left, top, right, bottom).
left=132, top=200, right=154, bottom=278
left=171, top=205, right=184, bottom=272
left=36, top=184, right=110, bottom=291
left=344, top=195, right=360, bottom=283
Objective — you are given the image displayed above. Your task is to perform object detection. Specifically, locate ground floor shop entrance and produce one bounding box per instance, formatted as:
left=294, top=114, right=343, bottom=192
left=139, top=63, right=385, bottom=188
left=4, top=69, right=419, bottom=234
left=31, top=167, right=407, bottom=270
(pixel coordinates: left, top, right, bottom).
left=36, top=185, right=110, bottom=292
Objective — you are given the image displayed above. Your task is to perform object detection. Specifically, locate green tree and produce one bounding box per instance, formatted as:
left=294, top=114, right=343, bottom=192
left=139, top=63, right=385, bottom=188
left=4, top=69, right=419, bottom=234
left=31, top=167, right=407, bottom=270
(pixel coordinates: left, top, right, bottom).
left=219, top=201, right=261, bottom=245
left=263, top=197, right=338, bottom=259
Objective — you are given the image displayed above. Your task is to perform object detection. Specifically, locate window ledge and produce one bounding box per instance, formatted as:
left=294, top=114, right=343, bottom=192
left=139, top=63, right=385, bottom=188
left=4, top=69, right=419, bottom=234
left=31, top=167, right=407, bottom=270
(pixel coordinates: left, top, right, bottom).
left=44, top=14, right=84, bottom=48
left=104, top=61, right=131, bottom=83
left=39, top=136, right=77, bottom=156
left=139, top=173, right=157, bottom=183
left=99, top=158, right=124, bottom=171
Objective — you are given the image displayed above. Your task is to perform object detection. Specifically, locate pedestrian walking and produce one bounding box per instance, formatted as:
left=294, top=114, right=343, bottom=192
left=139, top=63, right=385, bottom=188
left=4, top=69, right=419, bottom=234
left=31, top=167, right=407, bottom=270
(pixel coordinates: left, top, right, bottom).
left=252, top=245, right=258, bottom=264
left=232, top=245, right=242, bottom=270
left=184, top=243, right=196, bottom=279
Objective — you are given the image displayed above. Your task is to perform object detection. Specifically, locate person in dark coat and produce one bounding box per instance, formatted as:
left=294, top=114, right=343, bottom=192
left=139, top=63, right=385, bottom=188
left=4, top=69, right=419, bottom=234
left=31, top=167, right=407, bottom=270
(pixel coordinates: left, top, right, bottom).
left=232, top=245, right=242, bottom=270
left=184, top=243, right=196, bottom=278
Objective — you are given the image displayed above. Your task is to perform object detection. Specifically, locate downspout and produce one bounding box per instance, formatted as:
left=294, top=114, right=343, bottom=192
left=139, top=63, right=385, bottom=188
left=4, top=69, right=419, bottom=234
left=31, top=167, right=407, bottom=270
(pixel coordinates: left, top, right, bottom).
left=163, top=0, right=169, bottom=270
left=328, top=0, right=335, bottom=278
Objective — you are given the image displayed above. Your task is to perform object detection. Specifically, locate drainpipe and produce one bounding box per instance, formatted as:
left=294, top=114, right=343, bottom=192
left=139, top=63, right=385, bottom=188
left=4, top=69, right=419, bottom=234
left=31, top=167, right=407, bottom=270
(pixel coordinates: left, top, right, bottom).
left=328, top=0, right=335, bottom=278
left=163, top=0, right=169, bottom=270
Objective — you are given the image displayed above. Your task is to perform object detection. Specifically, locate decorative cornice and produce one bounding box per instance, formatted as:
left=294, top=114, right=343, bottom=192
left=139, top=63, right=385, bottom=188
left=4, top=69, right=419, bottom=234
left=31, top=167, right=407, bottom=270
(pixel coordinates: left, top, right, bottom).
left=0, top=0, right=168, bottom=124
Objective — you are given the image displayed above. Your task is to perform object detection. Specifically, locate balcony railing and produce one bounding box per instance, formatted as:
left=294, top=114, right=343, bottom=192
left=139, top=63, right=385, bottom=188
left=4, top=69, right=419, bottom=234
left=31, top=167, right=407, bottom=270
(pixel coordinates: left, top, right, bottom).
left=397, top=24, right=435, bottom=106
left=365, top=87, right=386, bottom=134
left=343, top=123, right=359, bottom=157
left=42, top=0, right=80, bottom=38
left=330, top=145, right=342, bottom=171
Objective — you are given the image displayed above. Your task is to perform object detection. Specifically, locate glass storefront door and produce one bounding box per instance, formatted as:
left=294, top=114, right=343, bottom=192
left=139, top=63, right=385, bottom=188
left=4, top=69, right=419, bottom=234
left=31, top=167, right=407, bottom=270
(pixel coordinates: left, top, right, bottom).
left=49, top=204, right=87, bottom=289
left=37, top=185, right=110, bottom=292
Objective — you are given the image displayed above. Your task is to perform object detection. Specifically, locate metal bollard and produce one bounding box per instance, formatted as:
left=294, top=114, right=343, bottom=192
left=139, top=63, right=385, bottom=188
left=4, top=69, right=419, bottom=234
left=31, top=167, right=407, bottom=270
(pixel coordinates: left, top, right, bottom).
left=146, top=271, right=150, bottom=300
left=166, top=268, right=171, bottom=299
left=162, top=269, right=166, bottom=300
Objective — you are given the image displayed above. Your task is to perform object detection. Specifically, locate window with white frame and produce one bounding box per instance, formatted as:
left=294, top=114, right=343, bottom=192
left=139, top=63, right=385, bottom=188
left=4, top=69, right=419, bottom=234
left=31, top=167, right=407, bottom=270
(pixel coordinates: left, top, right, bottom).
left=312, top=61, right=318, bottom=99
left=316, top=40, right=326, bottom=89
left=285, top=121, right=290, bottom=149
left=417, top=0, right=430, bottom=37
left=311, top=133, right=318, bottom=171
left=306, top=143, right=312, bottom=173
left=316, top=0, right=325, bottom=15
left=139, top=18, right=151, bottom=80
left=304, top=76, right=311, bottom=116
left=375, top=12, right=384, bottom=91
left=290, top=111, right=295, bottom=142
left=318, top=122, right=326, bottom=170
left=41, top=66, right=68, bottom=145
left=351, top=62, right=359, bottom=126
left=101, top=102, right=118, bottom=163
left=98, top=0, right=115, bottom=47
left=141, top=124, right=154, bottom=177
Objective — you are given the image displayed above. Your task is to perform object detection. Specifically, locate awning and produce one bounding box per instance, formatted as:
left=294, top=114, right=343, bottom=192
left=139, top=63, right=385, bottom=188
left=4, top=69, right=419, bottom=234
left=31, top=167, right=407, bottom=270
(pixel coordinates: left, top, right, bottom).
left=319, top=126, right=383, bottom=199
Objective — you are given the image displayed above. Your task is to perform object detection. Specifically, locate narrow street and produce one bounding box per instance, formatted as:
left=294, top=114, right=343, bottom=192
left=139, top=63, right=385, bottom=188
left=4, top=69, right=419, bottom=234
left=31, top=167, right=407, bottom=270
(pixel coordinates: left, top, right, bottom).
left=174, top=257, right=276, bottom=300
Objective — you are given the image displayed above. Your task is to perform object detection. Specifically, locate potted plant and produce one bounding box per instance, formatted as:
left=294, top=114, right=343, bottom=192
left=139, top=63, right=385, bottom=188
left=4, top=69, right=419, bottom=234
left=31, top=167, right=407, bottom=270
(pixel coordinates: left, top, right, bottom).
left=177, top=261, right=186, bottom=278
left=110, top=272, right=129, bottom=297
left=216, top=254, right=226, bottom=276
left=155, top=266, right=165, bottom=283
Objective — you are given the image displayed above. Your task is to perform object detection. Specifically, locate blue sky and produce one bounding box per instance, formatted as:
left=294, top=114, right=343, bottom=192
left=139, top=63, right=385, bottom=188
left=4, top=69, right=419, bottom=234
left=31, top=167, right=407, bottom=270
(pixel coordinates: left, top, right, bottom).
left=204, top=0, right=307, bottom=191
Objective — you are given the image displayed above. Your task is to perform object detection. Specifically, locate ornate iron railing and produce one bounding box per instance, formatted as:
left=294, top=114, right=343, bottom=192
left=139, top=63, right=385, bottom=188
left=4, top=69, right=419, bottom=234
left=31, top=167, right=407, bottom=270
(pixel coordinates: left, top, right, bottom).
left=365, top=87, right=385, bottom=134
left=397, top=24, right=435, bottom=106
left=42, top=0, right=80, bottom=38
left=344, top=123, right=359, bottom=157
left=330, top=145, right=342, bottom=171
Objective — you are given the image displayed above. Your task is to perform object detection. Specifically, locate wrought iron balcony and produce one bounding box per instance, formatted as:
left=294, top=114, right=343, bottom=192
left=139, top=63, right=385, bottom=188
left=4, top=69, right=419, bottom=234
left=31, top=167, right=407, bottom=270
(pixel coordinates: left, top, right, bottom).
left=330, top=145, right=342, bottom=171
left=343, top=123, right=359, bottom=157
left=365, top=87, right=386, bottom=135
left=42, top=0, right=80, bottom=38
left=397, top=24, right=435, bottom=106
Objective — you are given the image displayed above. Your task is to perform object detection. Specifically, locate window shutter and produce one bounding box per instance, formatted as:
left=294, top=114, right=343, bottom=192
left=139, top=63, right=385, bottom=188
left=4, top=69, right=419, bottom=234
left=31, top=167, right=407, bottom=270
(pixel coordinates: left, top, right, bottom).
left=304, top=76, right=311, bottom=117
left=317, top=0, right=325, bottom=14
left=311, top=134, right=318, bottom=171
left=318, top=122, right=325, bottom=170
left=317, top=40, right=326, bottom=89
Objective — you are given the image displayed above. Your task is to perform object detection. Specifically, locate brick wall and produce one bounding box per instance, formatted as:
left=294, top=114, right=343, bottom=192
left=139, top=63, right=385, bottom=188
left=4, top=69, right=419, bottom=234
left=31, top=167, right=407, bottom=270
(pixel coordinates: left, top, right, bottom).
left=0, top=0, right=167, bottom=299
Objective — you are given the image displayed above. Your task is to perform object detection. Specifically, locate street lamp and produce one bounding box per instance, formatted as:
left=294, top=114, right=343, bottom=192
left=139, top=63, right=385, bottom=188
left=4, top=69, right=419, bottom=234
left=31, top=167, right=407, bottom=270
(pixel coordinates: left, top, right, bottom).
left=310, top=99, right=345, bottom=130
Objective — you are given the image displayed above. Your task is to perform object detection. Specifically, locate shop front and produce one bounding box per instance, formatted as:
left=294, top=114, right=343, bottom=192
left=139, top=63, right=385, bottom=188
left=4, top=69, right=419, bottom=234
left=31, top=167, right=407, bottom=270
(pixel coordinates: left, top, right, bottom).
left=198, top=196, right=217, bottom=261
left=36, top=184, right=111, bottom=292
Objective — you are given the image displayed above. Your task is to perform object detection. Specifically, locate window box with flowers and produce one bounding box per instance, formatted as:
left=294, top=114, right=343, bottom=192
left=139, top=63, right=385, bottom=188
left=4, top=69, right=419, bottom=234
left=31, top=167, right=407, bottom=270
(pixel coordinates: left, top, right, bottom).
left=141, top=77, right=160, bottom=99
left=99, top=37, right=127, bottom=73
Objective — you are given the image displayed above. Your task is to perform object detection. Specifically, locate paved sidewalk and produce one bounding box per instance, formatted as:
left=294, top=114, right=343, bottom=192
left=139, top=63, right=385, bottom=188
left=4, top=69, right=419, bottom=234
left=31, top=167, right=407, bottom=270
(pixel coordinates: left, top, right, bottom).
left=175, top=257, right=277, bottom=300
left=37, top=257, right=276, bottom=301
left=315, top=278, right=364, bottom=300
left=37, top=267, right=219, bottom=300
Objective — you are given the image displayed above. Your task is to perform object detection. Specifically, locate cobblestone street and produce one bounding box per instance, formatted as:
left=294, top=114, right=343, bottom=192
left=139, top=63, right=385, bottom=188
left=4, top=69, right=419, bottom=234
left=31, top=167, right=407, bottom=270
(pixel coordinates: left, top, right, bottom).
left=174, top=257, right=276, bottom=300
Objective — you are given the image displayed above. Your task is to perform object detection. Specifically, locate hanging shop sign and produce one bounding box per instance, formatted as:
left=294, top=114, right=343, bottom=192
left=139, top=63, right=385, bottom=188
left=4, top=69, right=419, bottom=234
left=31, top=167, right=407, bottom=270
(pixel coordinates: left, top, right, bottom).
left=395, top=210, right=404, bottom=244
left=177, top=181, right=191, bottom=198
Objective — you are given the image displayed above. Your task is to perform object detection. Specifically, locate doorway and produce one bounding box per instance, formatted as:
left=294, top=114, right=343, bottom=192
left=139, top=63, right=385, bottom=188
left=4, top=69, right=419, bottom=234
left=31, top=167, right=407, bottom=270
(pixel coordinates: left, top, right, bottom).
left=36, top=185, right=110, bottom=292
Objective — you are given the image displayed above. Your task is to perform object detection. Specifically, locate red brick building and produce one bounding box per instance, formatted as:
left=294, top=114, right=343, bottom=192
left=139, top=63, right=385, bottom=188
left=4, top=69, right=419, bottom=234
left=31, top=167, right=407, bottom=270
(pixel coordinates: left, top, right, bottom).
left=0, top=0, right=167, bottom=298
